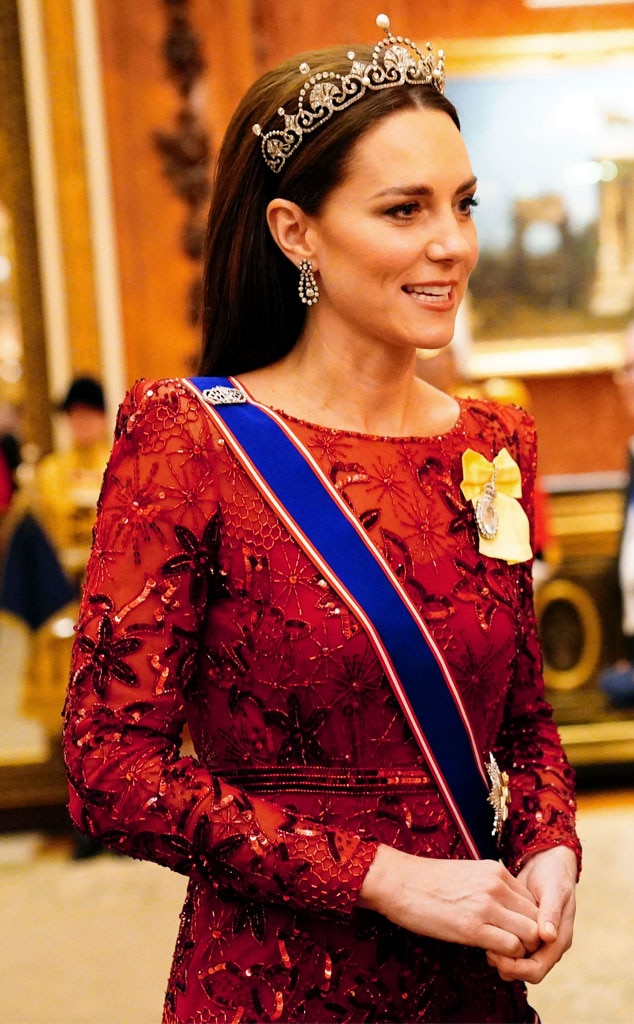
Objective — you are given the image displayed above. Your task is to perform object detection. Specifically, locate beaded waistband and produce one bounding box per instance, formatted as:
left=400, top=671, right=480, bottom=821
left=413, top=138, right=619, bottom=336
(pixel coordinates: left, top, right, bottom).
left=211, top=766, right=431, bottom=795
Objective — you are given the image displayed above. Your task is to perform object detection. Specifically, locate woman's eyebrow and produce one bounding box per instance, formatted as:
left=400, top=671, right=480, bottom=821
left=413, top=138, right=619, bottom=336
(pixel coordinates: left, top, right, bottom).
left=371, top=175, right=478, bottom=200
left=454, top=175, right=478, bottom=195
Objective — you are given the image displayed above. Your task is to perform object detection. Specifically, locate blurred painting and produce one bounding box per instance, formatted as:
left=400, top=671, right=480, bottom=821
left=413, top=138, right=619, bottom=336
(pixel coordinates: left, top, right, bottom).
left=448, top=58, right=634, bottom=350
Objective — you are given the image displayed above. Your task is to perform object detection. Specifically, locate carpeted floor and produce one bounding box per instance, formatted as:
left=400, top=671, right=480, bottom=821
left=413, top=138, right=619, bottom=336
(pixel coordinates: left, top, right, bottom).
left=0, top=790, right=632, bottom=1024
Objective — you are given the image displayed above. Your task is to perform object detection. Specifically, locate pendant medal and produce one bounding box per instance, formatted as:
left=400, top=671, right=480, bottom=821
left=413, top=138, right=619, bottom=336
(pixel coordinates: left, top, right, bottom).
left=475, top=476, right=498, bottom=540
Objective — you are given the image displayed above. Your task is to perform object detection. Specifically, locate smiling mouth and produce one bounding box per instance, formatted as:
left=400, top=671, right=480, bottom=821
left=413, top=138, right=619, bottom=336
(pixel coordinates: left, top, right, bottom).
left=403, top=284, right=453, bottom=303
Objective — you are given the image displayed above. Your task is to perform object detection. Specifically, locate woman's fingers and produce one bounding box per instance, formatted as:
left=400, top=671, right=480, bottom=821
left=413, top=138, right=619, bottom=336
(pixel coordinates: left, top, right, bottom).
left=359, top=846, right=541, bottom=954
left=359, top=842, right=577, bottom=977
left=488, top=845, right=579, bottom=983
left=487, top=942, right=561, bottom=985
left=479, top=925, right=532, bottom=960
left=468, top=872, right=540, bottom=956
left=485, top=907, right=541, bottom=957
left=487, top=889, right=576, bottom=983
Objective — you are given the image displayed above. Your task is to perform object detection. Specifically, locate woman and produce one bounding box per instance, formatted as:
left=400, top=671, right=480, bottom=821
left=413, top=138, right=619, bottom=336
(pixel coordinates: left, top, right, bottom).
left=63, top=15, right=580, bottom=1023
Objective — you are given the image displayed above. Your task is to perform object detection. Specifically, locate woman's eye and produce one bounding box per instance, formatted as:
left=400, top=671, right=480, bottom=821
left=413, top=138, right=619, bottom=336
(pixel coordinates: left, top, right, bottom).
left=459, top=194, right=479, bottom=214
left=386, top=201, right=420, bottom=220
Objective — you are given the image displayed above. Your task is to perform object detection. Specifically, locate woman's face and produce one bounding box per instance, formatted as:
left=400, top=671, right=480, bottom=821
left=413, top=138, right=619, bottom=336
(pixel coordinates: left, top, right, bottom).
left=304, top=106, right=479, bottom=357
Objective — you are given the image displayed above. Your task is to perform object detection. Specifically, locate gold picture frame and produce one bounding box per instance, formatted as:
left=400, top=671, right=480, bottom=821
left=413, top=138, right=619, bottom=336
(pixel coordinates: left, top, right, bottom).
left=444, top=30, right=634, bottom=379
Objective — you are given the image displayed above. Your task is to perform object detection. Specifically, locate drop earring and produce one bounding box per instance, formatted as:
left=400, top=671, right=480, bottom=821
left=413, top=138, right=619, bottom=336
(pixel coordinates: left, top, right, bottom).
left=298, top=259, right=319, bottom=306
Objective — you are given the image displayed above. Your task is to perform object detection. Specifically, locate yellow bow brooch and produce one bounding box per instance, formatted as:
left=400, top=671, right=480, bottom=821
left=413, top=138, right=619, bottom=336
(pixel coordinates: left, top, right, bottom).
left=460, top=448, right=532, bottom=564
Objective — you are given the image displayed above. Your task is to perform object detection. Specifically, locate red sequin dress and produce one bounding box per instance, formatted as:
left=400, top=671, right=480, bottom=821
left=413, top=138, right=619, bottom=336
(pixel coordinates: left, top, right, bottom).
left=63, top=378, right=580, bottom=1023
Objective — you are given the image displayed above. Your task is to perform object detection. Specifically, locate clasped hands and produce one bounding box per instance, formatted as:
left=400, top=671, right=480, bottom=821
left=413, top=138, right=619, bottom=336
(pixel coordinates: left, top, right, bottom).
left=358, top=843, right=577, bottom=984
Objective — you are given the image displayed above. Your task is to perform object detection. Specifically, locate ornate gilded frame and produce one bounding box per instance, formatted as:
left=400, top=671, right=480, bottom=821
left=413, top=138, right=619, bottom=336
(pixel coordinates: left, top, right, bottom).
left=533, top=482, right=634, bottom=767
left=535, top=577, right=602, bottom=690
left=446, top=30, right=634, bottom=379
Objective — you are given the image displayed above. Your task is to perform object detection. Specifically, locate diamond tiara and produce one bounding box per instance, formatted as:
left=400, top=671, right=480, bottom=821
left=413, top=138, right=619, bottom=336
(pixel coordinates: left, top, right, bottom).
left=252, top=13, right=445, bottom=174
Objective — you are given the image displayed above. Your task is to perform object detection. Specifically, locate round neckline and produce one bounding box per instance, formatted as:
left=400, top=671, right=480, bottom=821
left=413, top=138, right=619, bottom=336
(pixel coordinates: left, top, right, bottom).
left=267, top=398, right=466, bottom=443
left=231, top=375, right=466, bottom=442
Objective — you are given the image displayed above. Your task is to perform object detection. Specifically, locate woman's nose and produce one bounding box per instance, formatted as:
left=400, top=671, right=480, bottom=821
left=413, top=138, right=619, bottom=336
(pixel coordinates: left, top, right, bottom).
left=425, top=214, right=476, bottom=264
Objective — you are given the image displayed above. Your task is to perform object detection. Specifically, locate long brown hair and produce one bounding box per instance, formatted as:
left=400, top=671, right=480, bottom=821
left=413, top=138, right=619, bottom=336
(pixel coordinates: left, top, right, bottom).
left=199, top=45, right=460, bottom=376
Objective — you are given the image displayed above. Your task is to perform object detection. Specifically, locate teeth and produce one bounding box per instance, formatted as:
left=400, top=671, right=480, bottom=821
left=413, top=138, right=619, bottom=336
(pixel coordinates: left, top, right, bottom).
left=406, top=284, right=451, bottom=297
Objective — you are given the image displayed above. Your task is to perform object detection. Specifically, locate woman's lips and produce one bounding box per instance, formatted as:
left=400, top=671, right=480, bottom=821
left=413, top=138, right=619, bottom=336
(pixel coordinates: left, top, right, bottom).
left=403, top=283, right=454, bottom=305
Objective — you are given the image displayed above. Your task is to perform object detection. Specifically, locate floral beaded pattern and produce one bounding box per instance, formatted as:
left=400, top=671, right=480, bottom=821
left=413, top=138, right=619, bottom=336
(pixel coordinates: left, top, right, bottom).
left=63, top=378, right=580, bottom=1023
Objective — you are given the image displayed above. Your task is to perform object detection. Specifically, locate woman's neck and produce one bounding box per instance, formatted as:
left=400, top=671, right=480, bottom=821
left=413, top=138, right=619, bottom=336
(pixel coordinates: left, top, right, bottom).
left=237, top=329, right=459, bottom=438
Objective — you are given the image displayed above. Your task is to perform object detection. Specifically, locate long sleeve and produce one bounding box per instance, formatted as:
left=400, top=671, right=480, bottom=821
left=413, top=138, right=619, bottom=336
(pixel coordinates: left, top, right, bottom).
left=493, top=415, right=581, bottom=875
left=62, top=378, right=377, bottom=916
left=495, top=563, right=581, bottom=875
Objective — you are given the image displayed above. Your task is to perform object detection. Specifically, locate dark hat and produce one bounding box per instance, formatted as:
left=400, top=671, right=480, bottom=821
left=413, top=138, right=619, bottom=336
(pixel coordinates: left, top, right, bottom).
left=58, top=376, right=105, bottom=413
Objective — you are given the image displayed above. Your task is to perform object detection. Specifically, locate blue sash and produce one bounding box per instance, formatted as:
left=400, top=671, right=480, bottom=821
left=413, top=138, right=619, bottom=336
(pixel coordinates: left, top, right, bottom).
left=188, top=376, right=499, bottom=860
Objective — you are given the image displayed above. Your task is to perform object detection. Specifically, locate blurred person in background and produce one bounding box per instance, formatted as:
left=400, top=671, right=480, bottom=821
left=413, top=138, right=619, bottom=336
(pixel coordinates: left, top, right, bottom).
left=34, top=376, right=110, bottom=588
left=0, top=400, right=23, bottom=500
left=600, top=322, right=634, bottom=706
left=1, top=376, right=110, bottom=641
left=0, top=444, right=12, bottom=515
left=0, top=376, right=110, bottom=858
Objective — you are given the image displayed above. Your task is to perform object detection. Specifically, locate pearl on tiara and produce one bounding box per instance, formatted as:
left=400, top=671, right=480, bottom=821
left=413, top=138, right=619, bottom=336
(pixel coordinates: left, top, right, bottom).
left=251, top=13, right=446, bottom=174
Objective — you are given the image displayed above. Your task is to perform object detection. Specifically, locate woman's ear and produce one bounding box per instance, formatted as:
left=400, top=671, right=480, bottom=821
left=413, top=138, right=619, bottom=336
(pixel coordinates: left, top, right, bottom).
left=266, top=199, right=314, bottom=267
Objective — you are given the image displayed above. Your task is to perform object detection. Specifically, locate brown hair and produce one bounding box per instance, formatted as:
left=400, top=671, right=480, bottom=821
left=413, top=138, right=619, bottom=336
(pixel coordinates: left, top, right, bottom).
left=199, top=45, right=460, bottom=376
